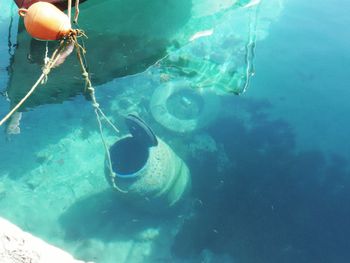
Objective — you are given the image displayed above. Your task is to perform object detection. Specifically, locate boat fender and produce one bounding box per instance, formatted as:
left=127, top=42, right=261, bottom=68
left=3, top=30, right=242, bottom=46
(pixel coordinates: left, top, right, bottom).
left=18, top=2, right=72, bottom=41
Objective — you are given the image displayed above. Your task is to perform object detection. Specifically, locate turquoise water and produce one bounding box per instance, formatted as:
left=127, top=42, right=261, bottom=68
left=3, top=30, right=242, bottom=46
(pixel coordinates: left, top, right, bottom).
left=1, top=0, right=350, bottom=262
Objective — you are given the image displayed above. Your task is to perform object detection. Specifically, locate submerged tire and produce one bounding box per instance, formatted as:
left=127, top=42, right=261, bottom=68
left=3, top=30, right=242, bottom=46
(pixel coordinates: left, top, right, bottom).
left=150, top=81, right=220, bottom=133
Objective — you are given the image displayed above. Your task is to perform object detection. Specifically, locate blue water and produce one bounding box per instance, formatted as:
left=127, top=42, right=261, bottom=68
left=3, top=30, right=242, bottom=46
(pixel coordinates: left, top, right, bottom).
left=1, top=0, right=350, bottom=262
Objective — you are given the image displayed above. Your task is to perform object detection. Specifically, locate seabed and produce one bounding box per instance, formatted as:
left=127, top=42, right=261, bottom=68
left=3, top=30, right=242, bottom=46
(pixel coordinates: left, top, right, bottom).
left=0, top=1, right=285, bottom=262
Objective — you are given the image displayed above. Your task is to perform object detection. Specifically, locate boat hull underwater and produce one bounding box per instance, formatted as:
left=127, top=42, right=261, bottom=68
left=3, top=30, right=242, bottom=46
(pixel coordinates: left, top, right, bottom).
left=4, top=0, right=284, bottom=133
left=6, top=0, right=193, bottom=111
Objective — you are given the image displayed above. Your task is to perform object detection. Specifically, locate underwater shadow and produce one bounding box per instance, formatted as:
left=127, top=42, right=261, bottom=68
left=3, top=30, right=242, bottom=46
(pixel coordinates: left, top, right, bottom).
left=59, top=188, right=175, bottom=243
left=171, top=97, right=350, bottom=263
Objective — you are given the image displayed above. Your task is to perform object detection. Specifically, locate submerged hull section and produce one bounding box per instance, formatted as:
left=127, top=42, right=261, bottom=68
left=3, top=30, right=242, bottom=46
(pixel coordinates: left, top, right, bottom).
left=7, top=0, right=192, bottom=110
left=6, top=0, right=284, bottom=111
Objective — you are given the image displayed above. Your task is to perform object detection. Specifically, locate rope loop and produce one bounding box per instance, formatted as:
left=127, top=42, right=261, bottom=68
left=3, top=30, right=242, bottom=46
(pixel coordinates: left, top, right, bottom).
left=42, top=66, right=51, bottom=76
left=0, top=18, right=125, bottom=193
left=82, top=71, right=89, bottom=78
left=18, top=8, right=27, bottom=17
left=0, top=39, right=65, bottom=126
left=63, top=29, right=86, bottom=41
left=92, top=102, right=99, bottom=108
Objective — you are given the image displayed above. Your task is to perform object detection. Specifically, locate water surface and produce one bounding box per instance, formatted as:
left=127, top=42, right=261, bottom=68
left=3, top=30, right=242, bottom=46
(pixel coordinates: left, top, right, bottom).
left=1, top=0, right=350, bottom=262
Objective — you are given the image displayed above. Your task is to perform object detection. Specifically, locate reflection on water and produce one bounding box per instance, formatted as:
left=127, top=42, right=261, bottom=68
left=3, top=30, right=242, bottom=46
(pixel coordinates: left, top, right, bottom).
left=5, top=0, right=282, bottom=112
left=4, top=0, right=350, bottom=263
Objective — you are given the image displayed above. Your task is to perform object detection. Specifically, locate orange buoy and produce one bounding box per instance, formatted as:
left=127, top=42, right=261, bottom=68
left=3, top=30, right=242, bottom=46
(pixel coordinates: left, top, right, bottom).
left=18, top=2, right=72, bottom=41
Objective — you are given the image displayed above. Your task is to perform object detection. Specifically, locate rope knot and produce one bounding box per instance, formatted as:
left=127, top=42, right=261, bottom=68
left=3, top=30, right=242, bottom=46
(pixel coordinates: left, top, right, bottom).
left=92, top=102, right=99, bottom=108
left=82, top=71, right=89, bottom=78
left=66, top=29, right=87, bottom=40
left=42, top=66, right=51, bottom=76
left=87, top=86, right=94, bottom=93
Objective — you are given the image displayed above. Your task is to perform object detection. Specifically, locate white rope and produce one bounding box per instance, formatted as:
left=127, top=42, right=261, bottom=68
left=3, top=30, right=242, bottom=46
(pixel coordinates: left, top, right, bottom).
left=67, top=0, right=72, bottom=22
left=241, top=1, right=260, bottom=94
left=96, top=107, right=120, bottom=133
left=74, top=0, right=80, bottom=23
left=41, top=41, right=50, bottom=84
left=73, top=35, right=125, bottom=193
left=0, top=73, right=46, bottom=126
left=0, top=42, right=64, bottom=126
left=94, top=107, right=127, bottom=193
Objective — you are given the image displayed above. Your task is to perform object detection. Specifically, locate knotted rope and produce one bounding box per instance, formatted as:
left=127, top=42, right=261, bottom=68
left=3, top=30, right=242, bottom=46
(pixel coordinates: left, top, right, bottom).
left=0, top=24, right=126, bottom=193
left=0, top=39, right=66, bottom=126
left=241, top=1, right=261, bottom=94
left=72, top=34, right=127, bottom=193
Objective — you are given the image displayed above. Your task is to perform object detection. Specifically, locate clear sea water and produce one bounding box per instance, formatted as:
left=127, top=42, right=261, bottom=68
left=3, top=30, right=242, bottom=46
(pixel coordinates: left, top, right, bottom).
left=1, top=0, right=350, bottom=262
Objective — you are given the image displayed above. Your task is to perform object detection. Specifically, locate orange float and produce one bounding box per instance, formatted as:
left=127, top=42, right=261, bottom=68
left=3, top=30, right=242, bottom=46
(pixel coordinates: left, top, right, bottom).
left=18, top=2, right=72, bottom=41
